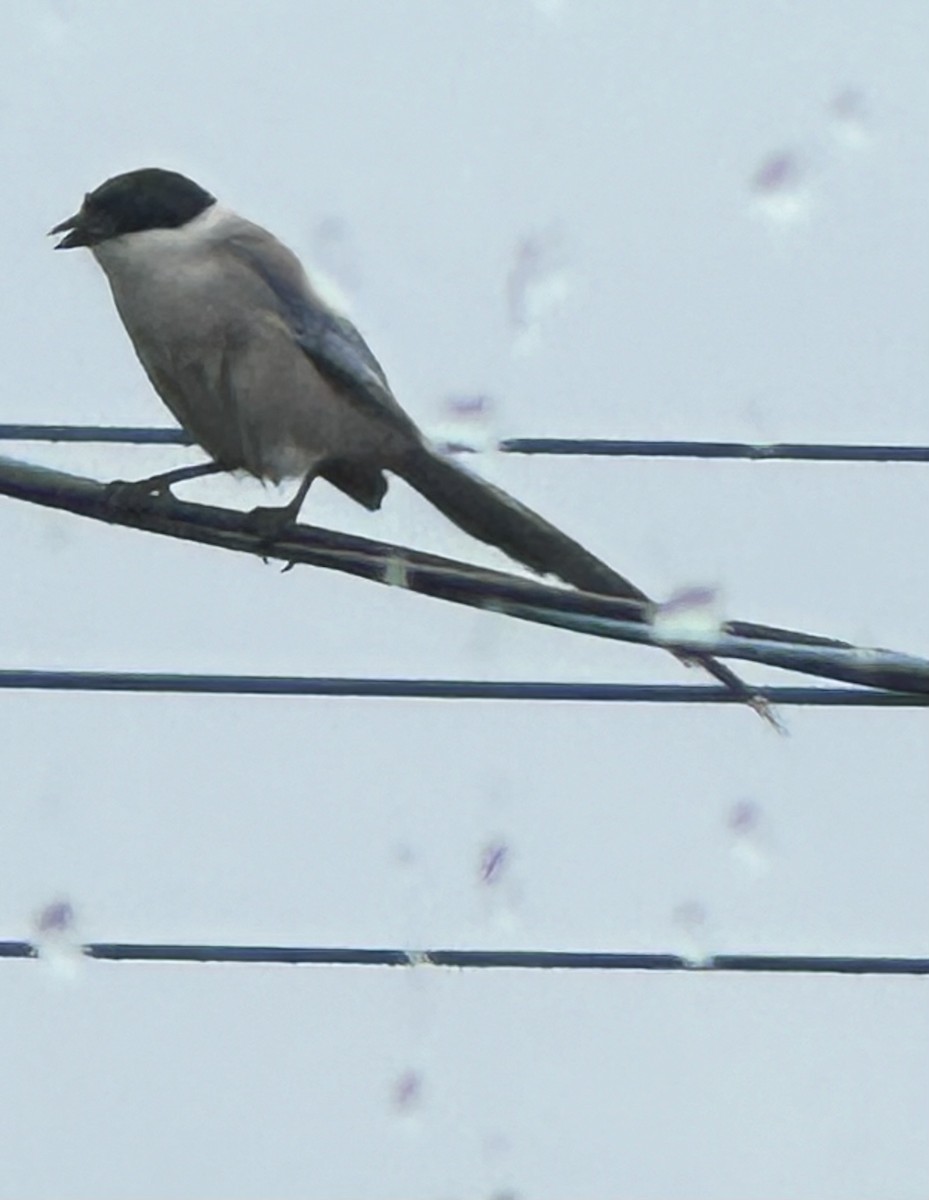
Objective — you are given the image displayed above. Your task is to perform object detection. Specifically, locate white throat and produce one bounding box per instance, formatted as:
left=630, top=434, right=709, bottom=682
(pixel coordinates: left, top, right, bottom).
left=91, top=202, right=237, bottom=275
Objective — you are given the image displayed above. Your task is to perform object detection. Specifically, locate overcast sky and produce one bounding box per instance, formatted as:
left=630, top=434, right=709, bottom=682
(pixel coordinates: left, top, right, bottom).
left=1, top=2, right=927, bottom=1198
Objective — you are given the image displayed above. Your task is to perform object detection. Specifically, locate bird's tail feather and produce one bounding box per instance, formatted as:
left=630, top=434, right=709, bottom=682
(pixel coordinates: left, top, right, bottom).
left=395, top=446, right=767, bottom=718
left=395, top=444, right=648, bottom=601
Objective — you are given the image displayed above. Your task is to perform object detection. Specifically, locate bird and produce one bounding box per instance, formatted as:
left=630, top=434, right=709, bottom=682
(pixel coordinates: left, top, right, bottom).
left=50, top=168, right=757, bottom=703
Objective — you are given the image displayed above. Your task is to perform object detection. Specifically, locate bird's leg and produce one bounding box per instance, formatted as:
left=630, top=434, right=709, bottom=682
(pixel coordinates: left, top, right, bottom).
left=245, top=467, right=319, bottom=540
left=105, top=461, right=225, bottom=508
left=280, top=468, right=318, bottom=524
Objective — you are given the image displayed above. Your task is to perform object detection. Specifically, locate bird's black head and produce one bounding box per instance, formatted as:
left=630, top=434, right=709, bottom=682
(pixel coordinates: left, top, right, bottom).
left=50, top=168, right=216, bottom=249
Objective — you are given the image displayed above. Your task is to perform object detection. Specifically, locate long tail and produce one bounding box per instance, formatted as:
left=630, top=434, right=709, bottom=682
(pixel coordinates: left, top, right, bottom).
left=395, top=444, right=649, bottom=601
left=394, top=445, right=767, bottom=716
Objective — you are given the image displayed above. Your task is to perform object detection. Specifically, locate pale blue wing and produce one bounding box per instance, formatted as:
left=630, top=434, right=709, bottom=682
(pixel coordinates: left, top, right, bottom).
left=225, top=230, right=417, bottom=436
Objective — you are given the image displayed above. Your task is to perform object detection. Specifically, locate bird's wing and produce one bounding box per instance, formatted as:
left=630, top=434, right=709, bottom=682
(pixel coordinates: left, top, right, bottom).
left=223, top=226, right=420, bottom=438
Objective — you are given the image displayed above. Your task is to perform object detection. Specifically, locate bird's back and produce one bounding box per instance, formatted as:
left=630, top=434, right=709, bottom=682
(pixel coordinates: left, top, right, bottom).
left=91, top=206, right=421, bottom=480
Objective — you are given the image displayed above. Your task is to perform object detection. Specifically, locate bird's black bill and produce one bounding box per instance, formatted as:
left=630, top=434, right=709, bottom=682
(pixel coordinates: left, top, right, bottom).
left=49, top=214, right=86, bottom=250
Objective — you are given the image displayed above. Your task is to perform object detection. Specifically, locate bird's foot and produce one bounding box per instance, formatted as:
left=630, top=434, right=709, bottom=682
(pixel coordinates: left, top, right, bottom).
left=244, top=504, right=297, bottom=535
left=243, top=504, right=301, bottom=557
left=103, top=477, right=174, bottom=515
left=103, top=463, right=224, bottom=514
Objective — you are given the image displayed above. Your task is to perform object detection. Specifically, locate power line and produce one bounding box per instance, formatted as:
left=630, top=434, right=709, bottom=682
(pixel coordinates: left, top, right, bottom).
left=500, top=437, right=929, bottom=462
left=0, top=424, right=192, bottom=445
left=3, top=454, right=929, bottom=697
left=1, top=424, right=928, bottom=462
left=0, top=670, right=926, bottom=705
left=3, top=941, right=927, bottom=974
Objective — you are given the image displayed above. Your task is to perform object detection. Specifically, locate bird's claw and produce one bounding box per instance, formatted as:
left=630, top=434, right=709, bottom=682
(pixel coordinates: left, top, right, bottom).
left=243, top=505, right=302, bottom=562
left=244, top=504, right=297, bottom=537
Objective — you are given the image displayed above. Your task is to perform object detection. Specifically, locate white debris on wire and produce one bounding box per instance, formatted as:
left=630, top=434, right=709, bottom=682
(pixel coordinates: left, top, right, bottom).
left=402, top=949, right=433, bottom=967
left=383, top=553, right=410, bottom=589
left=672, top=900, right=714, bottom=968
left=651, top=585, right=724, bottom=646
left=31, top=897, right=83, bottom=978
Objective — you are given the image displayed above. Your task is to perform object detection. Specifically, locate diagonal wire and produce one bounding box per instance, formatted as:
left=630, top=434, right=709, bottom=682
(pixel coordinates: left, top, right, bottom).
left=1, top=454, right=928, bottom=696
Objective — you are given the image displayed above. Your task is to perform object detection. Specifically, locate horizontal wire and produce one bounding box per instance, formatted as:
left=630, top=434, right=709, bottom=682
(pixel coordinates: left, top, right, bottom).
left=1, top=424, right=928, bottom=462
left=0, top=424, right=192, bottom=445
left=3, top=941, right=927, bottom=974
left=500, top=438, right=929, bottom=462
left=0, top=671, right=926, bottom=705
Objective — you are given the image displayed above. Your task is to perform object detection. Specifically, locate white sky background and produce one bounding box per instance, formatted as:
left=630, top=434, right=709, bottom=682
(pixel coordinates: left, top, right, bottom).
left=0, top=1, right=927, bottom=1197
